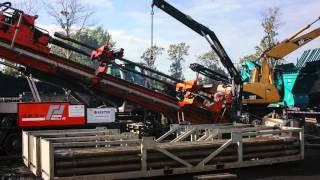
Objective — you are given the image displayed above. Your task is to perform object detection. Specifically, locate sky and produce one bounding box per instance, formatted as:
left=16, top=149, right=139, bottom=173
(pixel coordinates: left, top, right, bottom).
left=14, top=0, right=320, bottom=79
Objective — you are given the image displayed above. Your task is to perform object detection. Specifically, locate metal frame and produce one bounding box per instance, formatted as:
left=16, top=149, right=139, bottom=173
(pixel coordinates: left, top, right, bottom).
left=35, top=124, right=304, bottom=180
left=0, top=4, right=24, bottom=48
left=25, top=74, right=42, bottom=102
left=22, top=128, right=130, bottom=176
left=156, top=123, right=264, bottom=142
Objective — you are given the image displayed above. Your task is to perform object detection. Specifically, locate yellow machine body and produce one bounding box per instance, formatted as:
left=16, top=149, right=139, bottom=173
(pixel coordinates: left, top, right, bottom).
left=242, top=19, right=320, bottom=105
left=242, top=58, right=282, bottom=104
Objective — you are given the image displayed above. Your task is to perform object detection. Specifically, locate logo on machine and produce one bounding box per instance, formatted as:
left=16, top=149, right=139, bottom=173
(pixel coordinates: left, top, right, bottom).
left=46, top=105, right=66, bottom=120
left=93, top=110, right=110, bottom=115
left=294, top=37, right=312, bottom=46
left=20, top=104, right=67, bottom=122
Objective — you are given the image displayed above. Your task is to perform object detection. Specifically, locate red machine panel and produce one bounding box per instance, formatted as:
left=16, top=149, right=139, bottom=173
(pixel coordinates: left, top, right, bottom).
left=18, top=103, right=85, bottom=127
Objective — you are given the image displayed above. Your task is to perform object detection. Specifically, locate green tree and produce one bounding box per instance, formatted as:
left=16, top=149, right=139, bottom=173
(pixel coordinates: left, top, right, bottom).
left=240, top=7, right=282, bottom=66
left=44, top=0, right=94, bottom=60
left=168, top=42, right=189, bottom=80
left=197, top=51, right=227, bottom=84
left=13, top=0, right=39, bottom=14
left=71, top=26, right=116, bottom=67
left=140, top=45, right=165, bottom=89
left=74, top=26, right=115, bottom=49
left=197, top=51, right=219, bottom=67
left=141, top=45, right=165, bottom=69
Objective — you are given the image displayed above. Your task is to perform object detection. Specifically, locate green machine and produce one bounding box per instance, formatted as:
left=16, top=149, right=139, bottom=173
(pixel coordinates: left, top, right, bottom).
left=277, top=48, right=320, bottom=107
left=241, top=48, right=320, bottom=107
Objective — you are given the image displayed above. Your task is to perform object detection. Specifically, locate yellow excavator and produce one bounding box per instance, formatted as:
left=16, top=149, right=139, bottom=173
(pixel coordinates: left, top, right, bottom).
left=242, top=17, right=320, bottom=105
left=189, top=17, right=320, bottom=122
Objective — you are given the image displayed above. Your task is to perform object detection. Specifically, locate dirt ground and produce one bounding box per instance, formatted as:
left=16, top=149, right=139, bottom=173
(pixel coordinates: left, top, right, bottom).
left=0, top=156, right=37, bottom=179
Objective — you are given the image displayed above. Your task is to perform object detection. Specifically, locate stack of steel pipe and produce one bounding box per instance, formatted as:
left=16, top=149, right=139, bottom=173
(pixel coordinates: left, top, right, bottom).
left=53, top=136, right=300, bottom=177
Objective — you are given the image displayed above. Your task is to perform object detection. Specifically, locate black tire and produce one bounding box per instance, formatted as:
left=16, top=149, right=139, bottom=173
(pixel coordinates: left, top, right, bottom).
left=3, top=132, right=22, bottom=155
left=1, top=115, right=17, bottom=127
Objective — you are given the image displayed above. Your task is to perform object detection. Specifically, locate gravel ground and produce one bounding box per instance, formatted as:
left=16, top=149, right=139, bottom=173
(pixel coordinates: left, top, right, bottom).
left=0, top=157, right=37, bottom=179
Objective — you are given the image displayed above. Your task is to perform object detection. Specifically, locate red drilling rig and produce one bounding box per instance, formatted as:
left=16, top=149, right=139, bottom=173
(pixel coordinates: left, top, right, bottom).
left=0, top=2, right=234, bottom=154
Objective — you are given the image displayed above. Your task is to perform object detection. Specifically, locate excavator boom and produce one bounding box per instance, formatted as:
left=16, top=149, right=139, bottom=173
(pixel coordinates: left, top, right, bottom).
left=242, top=16, right=320, bottom=111
left=266, top=27, right=320, bottom=59
left=266, top=17, right=320, bottom=59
